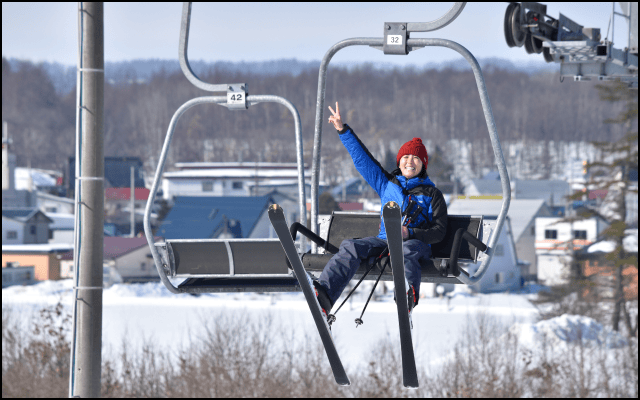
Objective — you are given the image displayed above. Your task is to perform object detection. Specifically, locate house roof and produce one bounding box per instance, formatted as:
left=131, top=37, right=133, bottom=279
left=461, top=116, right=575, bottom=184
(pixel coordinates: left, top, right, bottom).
left=2, top=243, right=74, bottom=254
left=56, top=236, right=162, bottom=260
left=105, top=188, right=150, bottom=201
left=467, top=178, right=570, bottom=206
left=157, top=195, right=274, bottom=239
left=513, top=180, right=570, bottom=205
left=163, top=169, right=310, bottom=179
left=2, top=208, right=53, bottom=224
left=103, top=237, right=152, bottom=259
left=447, top=198, right=550, bottom=242
left=330, top=177, right=364, bottom=197
left=44, top=212, right=75, bottom=230
left=468, top=179, right=502, bottom=195
left=175, top=162, right=307, bottom=170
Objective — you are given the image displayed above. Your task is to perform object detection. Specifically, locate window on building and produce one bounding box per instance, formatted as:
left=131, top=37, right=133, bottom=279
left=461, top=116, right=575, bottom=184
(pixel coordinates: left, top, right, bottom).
left=531, top=226, right=535, bottom=235
left=494, top=244, right=504, bottom=257
left=30, top=225, right=36, bottom=235
left=202, top=181, right=213, bottom=192
left=545, top=229, right=558, bottom=239
left=232, top=181, right=243, bottom=189
left=140, top=262, right=146, bottom=271
left=45, top=207, right=58, bottom=213
left=573, top=230, right=587, bottom=240
left=7, top=231, right=18, bottom=239
left=495, top=272, right=504, bottom=284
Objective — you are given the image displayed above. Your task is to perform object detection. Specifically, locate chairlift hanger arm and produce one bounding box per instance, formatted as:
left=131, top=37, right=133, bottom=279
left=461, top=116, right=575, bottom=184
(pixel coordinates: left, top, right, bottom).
left=406, top=2, right=466, bottom=32
left=179, top=2, right=247, bottom=95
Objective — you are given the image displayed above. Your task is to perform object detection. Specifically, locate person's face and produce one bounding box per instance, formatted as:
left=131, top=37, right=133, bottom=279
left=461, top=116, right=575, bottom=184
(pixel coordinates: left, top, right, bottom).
left=399, top=154, right=423, bottom=179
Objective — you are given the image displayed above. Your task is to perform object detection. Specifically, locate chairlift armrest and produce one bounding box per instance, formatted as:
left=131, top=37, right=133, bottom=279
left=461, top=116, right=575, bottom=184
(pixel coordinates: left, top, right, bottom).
left=448, top=228, right=487, bottom=277
left=290, top=222, right=340, bottom=254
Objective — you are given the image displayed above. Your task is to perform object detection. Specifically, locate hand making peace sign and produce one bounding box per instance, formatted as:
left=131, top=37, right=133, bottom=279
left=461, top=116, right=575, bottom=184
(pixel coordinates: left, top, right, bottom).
left=328, top=102, right=344, bottom=131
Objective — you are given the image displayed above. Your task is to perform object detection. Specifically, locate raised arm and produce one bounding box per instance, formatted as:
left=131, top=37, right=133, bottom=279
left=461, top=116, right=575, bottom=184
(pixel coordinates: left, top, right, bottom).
left=329, top=102, right=391, bottom=197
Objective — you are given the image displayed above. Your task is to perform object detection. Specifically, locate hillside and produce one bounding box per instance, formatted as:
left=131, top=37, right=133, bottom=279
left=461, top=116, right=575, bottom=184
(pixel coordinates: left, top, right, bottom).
left=1, top=57, right=626, bottom=186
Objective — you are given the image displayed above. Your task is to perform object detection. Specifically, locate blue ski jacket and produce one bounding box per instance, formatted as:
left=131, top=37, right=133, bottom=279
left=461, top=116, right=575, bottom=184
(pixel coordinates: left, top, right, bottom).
left=338, top=125, right=448, bottom=245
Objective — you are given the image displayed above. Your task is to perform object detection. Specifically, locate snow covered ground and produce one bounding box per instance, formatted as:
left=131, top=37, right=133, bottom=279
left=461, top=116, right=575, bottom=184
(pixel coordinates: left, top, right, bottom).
left=2, top=279, right=629, bottom=373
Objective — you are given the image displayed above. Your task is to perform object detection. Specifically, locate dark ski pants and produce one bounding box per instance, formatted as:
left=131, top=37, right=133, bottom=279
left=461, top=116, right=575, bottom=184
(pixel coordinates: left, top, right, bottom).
left=317, top=236, right=431, bottom=306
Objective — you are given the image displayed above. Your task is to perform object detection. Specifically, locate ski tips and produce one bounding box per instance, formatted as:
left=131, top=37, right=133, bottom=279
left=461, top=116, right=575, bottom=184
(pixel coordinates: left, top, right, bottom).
left=384, top=201, right=400, bottom=210
left=269, top=203, right=282, bottom=212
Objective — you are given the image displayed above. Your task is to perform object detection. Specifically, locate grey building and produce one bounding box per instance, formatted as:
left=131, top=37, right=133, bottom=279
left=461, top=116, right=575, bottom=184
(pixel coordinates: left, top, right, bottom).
left=2, top=208, right=52, bottom=244
left=466, top=176, right=570, bottom=207
left=448, top=198, right=552, bottom=277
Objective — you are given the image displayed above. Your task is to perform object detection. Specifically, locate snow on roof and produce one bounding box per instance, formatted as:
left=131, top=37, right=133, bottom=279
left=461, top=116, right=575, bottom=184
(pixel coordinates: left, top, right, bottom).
left=14, top=167, right=57, bottom=189
left=163, top=169, right=310, bottom=179
left=2, top=243, right=74, bottom=253
left=2, top=208, right=52, bottom=223
left=2, top=208, right=39, bottom=221
left=44, top=212, right=75, bottom=230
left=175, top=162, right=306, bottom=169
left=448, top=198, right=549, bottom=242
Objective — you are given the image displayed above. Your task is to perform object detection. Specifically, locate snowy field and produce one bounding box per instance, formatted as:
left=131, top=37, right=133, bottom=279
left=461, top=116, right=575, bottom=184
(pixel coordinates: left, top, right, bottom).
left=2, top=279, right=629, bottom=373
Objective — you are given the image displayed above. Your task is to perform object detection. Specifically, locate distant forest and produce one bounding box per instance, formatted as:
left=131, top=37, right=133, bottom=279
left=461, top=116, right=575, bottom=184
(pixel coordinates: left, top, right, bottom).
left=1, top=57, right=627, bottom=186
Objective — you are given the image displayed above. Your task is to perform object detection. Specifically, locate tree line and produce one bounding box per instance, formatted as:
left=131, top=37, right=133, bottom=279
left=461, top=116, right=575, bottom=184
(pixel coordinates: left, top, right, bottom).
left=2, top=57, right=627, bottom=185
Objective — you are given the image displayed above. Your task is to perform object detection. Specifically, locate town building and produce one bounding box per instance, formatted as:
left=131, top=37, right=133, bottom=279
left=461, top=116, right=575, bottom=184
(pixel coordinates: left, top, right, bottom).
left=160, top=161, right=318, bottom=202
left=2, top=243, right=73, bottom=281
left=2, top=208, right=53, bottom=244
left=465, top=174, right=570, bottom=207
left=575, top=229, right=638, bottom=300
left=447, top=198, right=552, bottom=279
left=535, top=215, right=609, bottom=285
left=60, top=237, right=158, bottom=283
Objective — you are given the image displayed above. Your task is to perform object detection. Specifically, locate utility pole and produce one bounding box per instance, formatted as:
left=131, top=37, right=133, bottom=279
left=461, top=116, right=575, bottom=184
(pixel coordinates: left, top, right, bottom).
left=70, top=2, right=104, bottom=397
left=130, top=165, right=135, bottom=237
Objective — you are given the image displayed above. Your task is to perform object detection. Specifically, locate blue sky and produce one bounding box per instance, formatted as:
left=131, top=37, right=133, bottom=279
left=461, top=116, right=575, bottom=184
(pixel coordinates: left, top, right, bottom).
left=2, top=2, right=629, bottom=67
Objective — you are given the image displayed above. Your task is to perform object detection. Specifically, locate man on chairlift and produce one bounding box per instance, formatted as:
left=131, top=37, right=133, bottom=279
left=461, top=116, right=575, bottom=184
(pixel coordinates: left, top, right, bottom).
left=313, top=102, right=448, bottom=322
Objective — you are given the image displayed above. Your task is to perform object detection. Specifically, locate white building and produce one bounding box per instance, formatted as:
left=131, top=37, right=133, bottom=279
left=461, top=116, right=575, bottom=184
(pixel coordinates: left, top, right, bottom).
left=37, top=191, right=75, bottom=214
left=45, top=212, right=75, bottom=244
left=535, top=216, right=609, bottom=285
left=161, top=162, right=313, bottom=201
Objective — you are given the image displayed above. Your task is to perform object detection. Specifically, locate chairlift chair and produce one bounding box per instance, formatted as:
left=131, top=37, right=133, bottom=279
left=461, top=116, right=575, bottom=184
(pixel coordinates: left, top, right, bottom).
left=144, top=2, right=511, bottom=294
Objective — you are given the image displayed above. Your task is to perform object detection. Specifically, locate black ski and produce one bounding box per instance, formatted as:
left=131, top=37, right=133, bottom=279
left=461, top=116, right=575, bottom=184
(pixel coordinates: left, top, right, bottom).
left=268, top=204, right=350, bottom=386
left=383, top=201, right=419, bottom=389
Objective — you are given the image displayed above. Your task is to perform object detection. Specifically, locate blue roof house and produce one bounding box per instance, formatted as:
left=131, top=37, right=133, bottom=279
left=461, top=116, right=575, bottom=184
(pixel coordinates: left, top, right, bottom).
left=156, top=195, right=281, bottom=239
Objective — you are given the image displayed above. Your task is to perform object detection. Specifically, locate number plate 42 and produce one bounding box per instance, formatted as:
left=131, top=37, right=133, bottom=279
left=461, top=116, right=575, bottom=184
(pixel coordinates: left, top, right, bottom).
left=226, top=84, right=248, bottom=110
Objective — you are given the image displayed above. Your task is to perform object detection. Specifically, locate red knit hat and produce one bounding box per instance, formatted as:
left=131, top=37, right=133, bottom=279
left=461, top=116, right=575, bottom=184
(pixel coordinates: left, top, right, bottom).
left=396, top=138, right=428, bottom=169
